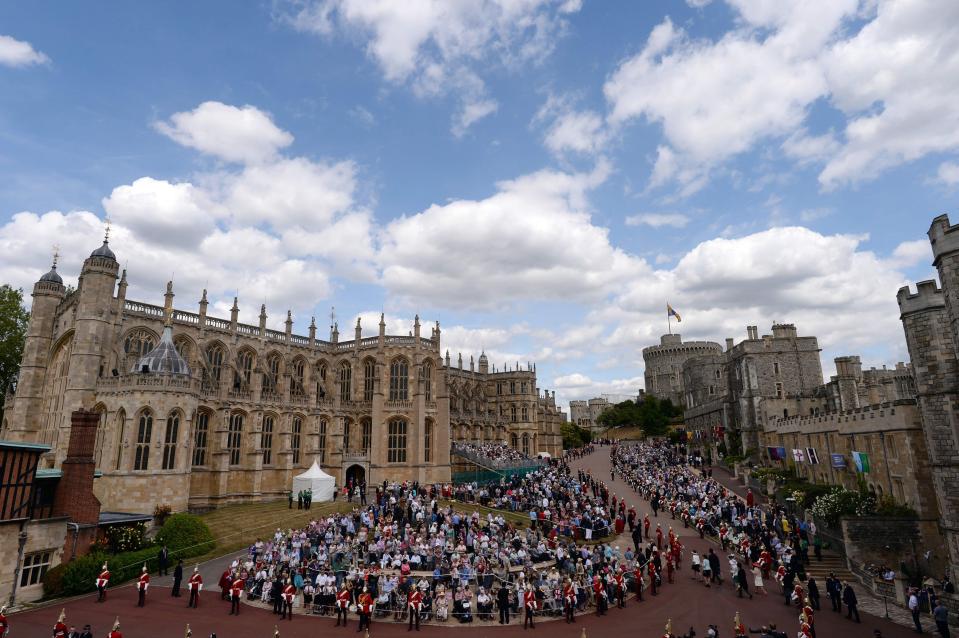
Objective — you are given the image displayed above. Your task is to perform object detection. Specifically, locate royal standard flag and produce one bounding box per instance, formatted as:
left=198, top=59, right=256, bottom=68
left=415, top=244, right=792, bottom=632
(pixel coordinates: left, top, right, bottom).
left=852, top=451, right=871, bottom=474
left=667, top=304, right=682, bottom=322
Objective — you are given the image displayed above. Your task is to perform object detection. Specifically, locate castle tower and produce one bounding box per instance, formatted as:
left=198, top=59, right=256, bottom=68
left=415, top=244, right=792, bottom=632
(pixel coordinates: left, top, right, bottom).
left=5, top=255, right=66, bottom=436
left=834, top=355, right=862, bottom=411
left=478, top=351, right=489, bottom=375
left=60, top=237, right=119, bottom=460
left=898, top=278, right=959, bottom=580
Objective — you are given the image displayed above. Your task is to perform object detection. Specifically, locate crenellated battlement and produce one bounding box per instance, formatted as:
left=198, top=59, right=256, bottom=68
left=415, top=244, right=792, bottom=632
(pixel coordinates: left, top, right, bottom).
left=929, top=214, right=959, bottom=263
left=897, top=280, right=946, bottom=316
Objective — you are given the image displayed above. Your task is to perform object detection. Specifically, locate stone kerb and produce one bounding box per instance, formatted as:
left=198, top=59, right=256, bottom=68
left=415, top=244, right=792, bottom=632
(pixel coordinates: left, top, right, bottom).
left=897, top=280, right=945, bottom=316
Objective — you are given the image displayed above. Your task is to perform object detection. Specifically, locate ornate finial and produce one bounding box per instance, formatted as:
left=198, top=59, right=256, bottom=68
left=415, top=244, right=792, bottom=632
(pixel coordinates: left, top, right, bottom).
left=231, top=296, right=239, bottom=311
left=581, top=628, right=587, bottom=638
left=260, top=303, right=266, bottom=316
left=52, top=244, right=60, bottom=269
left=104, top=216, right=111, bottom=243
left=310, top=315, right=316, bottom=328
left=200, top=289, right=207, bottom=302
left=287, top=309, right=292, bottom=320
left=330, top=305, right=336, bottom=328
left=379, top=312, right=385, bottom=324
left=734, top=611, right=741, bottom=630
left=356, top=317, right=361, bottom=328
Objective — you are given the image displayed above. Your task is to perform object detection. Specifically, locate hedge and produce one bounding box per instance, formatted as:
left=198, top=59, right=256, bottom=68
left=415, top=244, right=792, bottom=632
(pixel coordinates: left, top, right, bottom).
left=43, top=514, right=215, bottom=598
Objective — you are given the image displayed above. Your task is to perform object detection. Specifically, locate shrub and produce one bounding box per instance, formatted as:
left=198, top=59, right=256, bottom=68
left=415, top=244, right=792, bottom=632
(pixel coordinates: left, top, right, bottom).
left=811, top=487, right=877, bottom=527
left=45, top=551, right=106, bottom=597
left=153, top=504, right=173, bottom=526
left=154, top=513, right=215, bottom=556
left=104, top=522, right=147, bottom=553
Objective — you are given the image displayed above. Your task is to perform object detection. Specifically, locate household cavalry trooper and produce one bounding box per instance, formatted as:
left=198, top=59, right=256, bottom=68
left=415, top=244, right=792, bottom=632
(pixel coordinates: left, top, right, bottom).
left=614, top=566, right=627, bottom=608
left=108, top=617, right=123, bottom=638
left=187, top=565, right=203, bottom=608
left=562, top=578, right=576, bottom=624
left=53, top=609, right=68, bottom=638
left=136, top=564, right=150, bottom=607
left=229, top=572, right=245, bottom=616
left=281, top=579, right=296, bottom=620
left=523, top=583, right=537, bottom=629
left=334, top=582, right=351, bottom=627
left=97, top=562, right=111, bottom=602
left=357, top=586, right=374, bottom=633
left=407, top=585, right=423, bottom=631
left=0, top=605, right=8, bottom=638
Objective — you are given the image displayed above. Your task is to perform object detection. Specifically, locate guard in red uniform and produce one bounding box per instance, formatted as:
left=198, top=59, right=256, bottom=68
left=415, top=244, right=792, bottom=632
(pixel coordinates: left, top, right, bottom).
left=281, top=579, right=296, bottom=620
left=522, top=584, right=537, bottom=629
left=136, top=565, right=150, bottom=607
left=97, top=562, right=110, bottom=602
left=592, top=576, right=607, bottom=616
left=656, top=525, right=664, bottom=550
left=634, top=565, right=645, bottom=601
left=0, top=605, right=8, bottom=638
left=649, top=561, right=659, bottom=596
left=108, top=617, right=122, bottom=638
left=335, top=583, right=351, bottom=627
left=53, top=609, right=67, bottom=638
left=614, top=568, right=626, bottom=608
left=229, top=574, right=245, bottom=615
left=802, top=598, right=816, bottom=638
left=562, top=578, right=576, bottom=623
left=188, top=565, right=203, bottom=608
left=407, top=586, right=423, bottom=631
left=357, top=586, right=374, bottom=633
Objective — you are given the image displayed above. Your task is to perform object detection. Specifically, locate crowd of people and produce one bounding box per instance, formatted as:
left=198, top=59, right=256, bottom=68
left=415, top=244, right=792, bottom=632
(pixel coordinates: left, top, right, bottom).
left=452, top=441, right=536, bottom=467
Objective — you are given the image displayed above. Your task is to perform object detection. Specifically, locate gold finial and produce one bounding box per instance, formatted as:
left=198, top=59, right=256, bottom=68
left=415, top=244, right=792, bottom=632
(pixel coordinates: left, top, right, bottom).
left=734, top=611, right=742, bottom=632
left=365, top=630, right=371, bottom=638
left=104, top=216, right=111, bottom=243
left=581, top=628, right=587, bottom=638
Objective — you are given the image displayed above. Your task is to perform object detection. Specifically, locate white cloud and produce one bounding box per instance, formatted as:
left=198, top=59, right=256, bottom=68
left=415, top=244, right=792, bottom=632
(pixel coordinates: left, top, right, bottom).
left=540, top=106, right=608, bottom=156
left=102, top=177, right=220, bottom=248
left=782, top=129, right=841, bottom=164
left=279, top=0, right=580, bottom=134
left=889, top=239, right=931, bottom=269
left=0, top=35, right=49, bottom=67
left=625, top=213, right=690, bottom=228
left=154, top=101, right=294, bottom=164
left=934, top=161, right=959, bottom=186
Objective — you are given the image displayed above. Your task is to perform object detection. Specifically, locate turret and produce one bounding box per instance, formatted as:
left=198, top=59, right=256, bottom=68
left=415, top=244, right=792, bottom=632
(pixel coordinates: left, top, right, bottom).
left=309, top=316, right=316, bottom=345
left=230, top=297, right=239, bottom=329
left=259, top=304, right=267, bottom=334
left=414, top=314, right=421, bottom=339
left=445, top=350, right=451, bottom=367
left=834, top=355, right=862, bottom=411
left=478, top=351, right=489, bottom=374
left=285, top=310, right=293, bottom=339
left=163, top=280, right=174, bottom=317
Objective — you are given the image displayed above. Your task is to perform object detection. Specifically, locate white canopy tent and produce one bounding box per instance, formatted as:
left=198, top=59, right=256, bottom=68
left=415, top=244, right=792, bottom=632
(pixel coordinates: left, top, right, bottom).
left=291, top=461, right=336, bottom=502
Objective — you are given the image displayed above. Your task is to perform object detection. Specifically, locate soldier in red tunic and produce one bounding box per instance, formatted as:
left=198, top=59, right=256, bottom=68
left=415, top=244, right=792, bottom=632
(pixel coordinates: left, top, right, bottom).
left=334, top=582, right=351, bottom=627
left=592, top=575, right=607, bottom=616
left=188, top=565, right=203, bottom=608
left=280, top=579, right=296, bottom=620
left=229, top=574, right=245, bottom=615
left=634, top=564, right=645, bottom=602
left=96, top=562, right=110, bottom=603
left=407, top=586, right=423, bottom=631
left=563, top=578, right=576, bottom=623
left=108, top=617, right=122, bottom=638
left=522, top=583, right=537, bottom=629
left=802, top=598, right=816, bottom=638
left=0, top=604, right=9, bottom=638
left=52, top=609, right=67, bottom=638
left=136, top=565, right=149, bottom=607
left=614, top=567, right=626, bottom=608
left=357, top=586, right=374, bottom=633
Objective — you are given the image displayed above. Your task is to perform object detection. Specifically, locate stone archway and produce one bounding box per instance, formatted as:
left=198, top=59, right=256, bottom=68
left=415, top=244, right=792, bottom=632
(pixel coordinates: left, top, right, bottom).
left=346, top=463, right=366, bottom=488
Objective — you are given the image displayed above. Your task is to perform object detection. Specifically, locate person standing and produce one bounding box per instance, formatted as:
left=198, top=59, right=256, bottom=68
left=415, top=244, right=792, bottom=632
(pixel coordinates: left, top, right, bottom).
left=188, top=565, right=203, bottom=608
left=563, top=578, right=576, bottom=623
left=737, top=564, right=752, bottom=598
left=0, top=605, right=8, bottom=638
left=708, top=549, right=722, bottom=586
left=97, top=562, right=110, bottom=603
left=281, top=579, right=296, bottom=621
left=335, top=582, right=351, bottom=627
left=909, top=588, right=924, bottom=634
left=136, top=565, right=150, bottom=607
left=172, top=560, right=183, bottom=597
left=78, top=624, right=93, bottom=638
left=497, top=584, right=511, bottom=625
left=219, top=568, right=232, bottom=601
left=523, top=583, right=537, bottom=629
left=826, top=574, right=841, bottom=613
left=407, top=586, right=423, bottom=631
left=357, top=586, right=373, bottom=633
left=229, top=573, right=245, bottom=616
left=933, top=600, right=950, bottom=638
left=842, top=582, right=860, bottom=623
left=158, top=545, right=170, bottom=577
left=807, top=577, right=820, bottom=610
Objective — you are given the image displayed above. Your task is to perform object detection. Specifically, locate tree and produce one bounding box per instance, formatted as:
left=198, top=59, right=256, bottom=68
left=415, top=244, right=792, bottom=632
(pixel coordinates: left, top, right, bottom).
left=561, top=422, right=592, bottom=449
left=0, top=285, right=29, bottom=420
left=595, top=395, right=674, bottom=437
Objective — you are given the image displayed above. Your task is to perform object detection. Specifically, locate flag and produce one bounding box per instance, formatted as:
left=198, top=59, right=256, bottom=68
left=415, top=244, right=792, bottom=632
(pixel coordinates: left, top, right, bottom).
left=767, top=446, right=786, bottom=461
left=667, top=304, right=682, bottom=322
left=806, top=448, right=819, bottom=465
left=852, top=451, right=871, bottom=473
left=831, top=453, right=847, bottom=469
left=792, top=448, right=805, bottom=463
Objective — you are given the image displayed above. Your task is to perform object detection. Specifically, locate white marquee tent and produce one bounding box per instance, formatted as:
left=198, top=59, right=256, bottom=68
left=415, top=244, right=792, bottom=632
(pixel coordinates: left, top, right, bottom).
left=291, top=461, right=336, bottom=502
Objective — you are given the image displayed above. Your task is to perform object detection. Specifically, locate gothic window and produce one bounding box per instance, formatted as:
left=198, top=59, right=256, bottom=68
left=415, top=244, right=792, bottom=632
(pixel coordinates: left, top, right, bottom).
left=775, top=382, right=784, bottom=399
left=510, top=432, right=518, bottom=449
left=204, top=344, right=224, bottom=389
left=319, top=363, right=327, bottom=381
left=521, top=406, right=529, bottom=421
left=263, top=354, right=281, bottom=395
left=424, top=418, right=433, bottom=463
left=343, top=419, right=352, bottom=452
left=497, top=382, right=503, bottom=395
left=192, top=412, right=209, bottom=467
left=387, top=418, right=407, bottom=463
left=361, top=418, right=371, bottom=454
left=339, top=362, right=352, bottom=401
left=292, top=417, right=303, bottom=465
left=522, top=433, right=530, bottom=456
left=511, top=405, right=517, bottom=422
left=228, top=413, right=243, bottom=465
left=291, top=359, right=305, bottom=397
left=134, top=410, right=153, bottom=471
left=318, top=419, right=328, bottom=463
left=510, top=381, right=516, bottom=394
left=162, top=412, right=179, bottom=470
left=114, top=409, right=126, bottom=471
left=389, top=358, right=409, bottom=401
left=363, top=359, right=375, bottom=401
left=424, top=362, right=433, bottom=401
left=124, top=330, right=156, bottom=358
left=173, top=336, right=192, bottom=365
left=521, top=382, right=527, bottom=394
left=261, top=415, right=275, bottom=465
left=236, top=350, right=254, bottom=390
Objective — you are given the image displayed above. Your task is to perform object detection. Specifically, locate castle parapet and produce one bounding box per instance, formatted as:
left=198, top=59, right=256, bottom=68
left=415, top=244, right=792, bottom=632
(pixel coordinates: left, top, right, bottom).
left=929, top=214, right=959, bottom=264
left=897, top=280, right=945, bottom=316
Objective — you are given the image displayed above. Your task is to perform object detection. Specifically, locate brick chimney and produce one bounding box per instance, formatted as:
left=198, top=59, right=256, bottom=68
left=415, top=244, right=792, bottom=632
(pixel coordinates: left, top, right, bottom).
left=53, top=409, right=101, bottom=558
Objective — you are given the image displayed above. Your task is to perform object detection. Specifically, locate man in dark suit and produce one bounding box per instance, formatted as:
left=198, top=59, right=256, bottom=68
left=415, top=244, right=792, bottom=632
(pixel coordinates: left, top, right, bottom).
left=171, top=560, right=183, bottom=597
left=843, top=582, right=860, bottom=623
left=826, top=574, right=841, bottom=612
left=497, top=585, right=511, bottom=625
left=158, top=545, right=170, bottom=576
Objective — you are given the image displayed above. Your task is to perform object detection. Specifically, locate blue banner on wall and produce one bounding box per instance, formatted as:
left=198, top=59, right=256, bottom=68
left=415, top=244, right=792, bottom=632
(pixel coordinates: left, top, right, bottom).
left=831, top=453, right=847, bottom=468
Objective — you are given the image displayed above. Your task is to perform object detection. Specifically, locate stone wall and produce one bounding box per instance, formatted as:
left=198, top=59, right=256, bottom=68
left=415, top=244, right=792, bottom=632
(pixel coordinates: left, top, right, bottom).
left=0, top=517, right=69, bottom=604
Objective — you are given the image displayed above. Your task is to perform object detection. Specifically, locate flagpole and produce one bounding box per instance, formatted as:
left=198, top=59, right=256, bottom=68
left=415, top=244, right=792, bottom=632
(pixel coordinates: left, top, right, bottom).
left=666, top=301, right=671, bottom=335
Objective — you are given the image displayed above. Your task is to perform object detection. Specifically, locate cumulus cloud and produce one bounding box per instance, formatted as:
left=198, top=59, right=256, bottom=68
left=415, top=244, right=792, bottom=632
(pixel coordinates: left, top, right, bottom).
left=278, top=0, right=581, bottom=134
left=154, top=101, right=294, bottom=164
left=933, top=161, right=959, bottom=186
left=625, top=213, right=690, bottom=228
left=0, top=34, right=49, bottom=67
left=535, top=95, right=609, bottom=156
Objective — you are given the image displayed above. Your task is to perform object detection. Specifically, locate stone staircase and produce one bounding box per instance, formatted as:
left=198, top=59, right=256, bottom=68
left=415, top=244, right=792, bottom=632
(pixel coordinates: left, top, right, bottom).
left=803, top=551, right=856, bottom=585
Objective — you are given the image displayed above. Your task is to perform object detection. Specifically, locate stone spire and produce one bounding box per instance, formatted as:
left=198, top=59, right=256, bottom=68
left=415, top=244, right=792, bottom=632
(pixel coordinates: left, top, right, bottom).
left=285, top=309, right=293, bottom=336
left=163, top=281, right=175, bottom=327
left=355, top=316, right=362, bottom=341
left=414, top=314, right=421, bottom=338
left=230, top=297, right=239, bottom=325
left=379, top=312, right=386, bottom=337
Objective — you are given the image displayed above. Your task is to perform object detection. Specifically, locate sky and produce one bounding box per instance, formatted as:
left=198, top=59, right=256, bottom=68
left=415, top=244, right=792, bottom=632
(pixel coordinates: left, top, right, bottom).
left=1, top=0, right=957, bottom=414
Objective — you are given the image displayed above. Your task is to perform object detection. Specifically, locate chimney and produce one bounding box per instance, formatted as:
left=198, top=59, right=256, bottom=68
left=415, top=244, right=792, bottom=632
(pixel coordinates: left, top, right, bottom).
left=52, top=409, right=102, bottom=559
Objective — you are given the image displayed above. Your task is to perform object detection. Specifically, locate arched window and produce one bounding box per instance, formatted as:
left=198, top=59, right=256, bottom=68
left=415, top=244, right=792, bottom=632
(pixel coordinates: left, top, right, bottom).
left=162, top=412, right=179, bottom=470
left=263, top=354, right=281, bottom=395
left=204, top=344, right=224, bottom=390
left=339, top=362, right=352, bottom=401
left=389, top=359, right=409, bottom=401
left=173, top=336, right=192, bottom=363
left=114, top=409, right=126, bottom=471
left=510, top=432, right=518, bottom=449
left=521, top=406, right=529, bottom=421
left=318, top=418, right=328, bottom=463
left=510, top=405, right=517, bottom=422
left=134, top=410, right=153, bottom=471
left=363, top=359, right=375, bottom=401
left=292, top=417, right=303, bottom=465
left=522, top=433, right=530, bottom=456
left=387, top=418, right=407, bottom=463
left=424, top=418, right=433, bottom=463
left=192, top=412, right=209, bottom=466
left=423, top=362, right=433, bottom=401
left=227, top=413, right=243, bottom=465
left=291, top=359, right=305, bottom=397
left=124, top=330, right=156, bottom=358
left=261, top=415, right=275, bottom=465
left=361, top=417, right=372, bottom=454
left=236, top=350, right=254, bottom=389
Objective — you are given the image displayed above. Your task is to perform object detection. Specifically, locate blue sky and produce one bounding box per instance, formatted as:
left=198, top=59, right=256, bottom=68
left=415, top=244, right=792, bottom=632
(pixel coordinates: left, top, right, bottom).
left=1, top=0, right=957, bottom=411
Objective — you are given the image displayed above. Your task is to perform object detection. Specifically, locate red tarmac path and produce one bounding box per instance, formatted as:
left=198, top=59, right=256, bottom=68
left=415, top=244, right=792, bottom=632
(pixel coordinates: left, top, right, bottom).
left=11, top=445, right=916, bottom=637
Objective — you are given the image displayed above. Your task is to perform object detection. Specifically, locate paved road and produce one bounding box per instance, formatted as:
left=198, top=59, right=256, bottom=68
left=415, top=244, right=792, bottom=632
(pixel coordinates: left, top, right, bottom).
left=11, top=445, right=921, bottom=637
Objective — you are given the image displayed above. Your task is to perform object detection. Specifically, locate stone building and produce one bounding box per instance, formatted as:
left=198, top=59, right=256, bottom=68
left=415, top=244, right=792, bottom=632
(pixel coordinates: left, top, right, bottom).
left=1, top=238, right=560, bottom=514
left=568, top=397, right=610, bottom=433
left=643, top=334, right=722, bottom=407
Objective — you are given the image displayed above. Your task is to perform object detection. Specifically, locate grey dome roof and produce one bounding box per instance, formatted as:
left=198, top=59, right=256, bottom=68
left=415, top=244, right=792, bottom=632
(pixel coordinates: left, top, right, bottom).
left=132, top=325, right=190, bottom=376
left=90, top=240, right=116, bottom=261
left=39, top=266, right=63, bottom=285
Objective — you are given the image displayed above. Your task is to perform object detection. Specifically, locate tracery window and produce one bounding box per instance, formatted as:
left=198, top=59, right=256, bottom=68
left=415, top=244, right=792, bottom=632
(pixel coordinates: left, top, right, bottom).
left=261, top=415, right=274, bottom=465
left=134, top=410, right=153, bottom=471
left=424, top=418, right=433, bottom=462
left=318, top=419, right=328, bottom=463
left=423, top=362, right=433, bottom=401
left=389, top=359, right=409, bottom=401
left=339, top=362, right=352, bottom=401
left=363, top=359, right=375, bottom=401
left=162, top=412, right=179, bottom=470
left=292, top=417, right=302, bottom=464
left=361, top=418, right=372, bottom=454
left=228, top=413, right=243, bottom=465
left=236, top=350, right=254, bottom=389
left=192, top=412, right=209, bottom=466
left=387, top=419, right=407, bottom=463
left=291, top=359, right=305, bottom=397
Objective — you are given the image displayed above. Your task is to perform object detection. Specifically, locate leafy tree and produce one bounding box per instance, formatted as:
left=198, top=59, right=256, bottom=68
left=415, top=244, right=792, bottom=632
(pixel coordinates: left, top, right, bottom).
left=561, top=422, right=592, bottom=449
left=595, top=395, right=675, bottom=437
left=0, top=285, right=29, bottom=420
